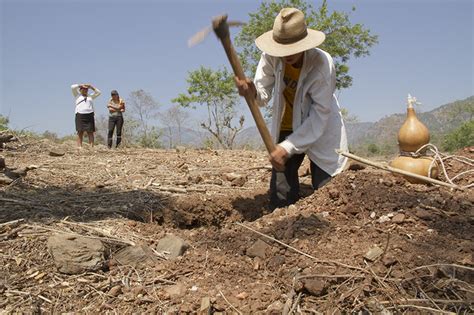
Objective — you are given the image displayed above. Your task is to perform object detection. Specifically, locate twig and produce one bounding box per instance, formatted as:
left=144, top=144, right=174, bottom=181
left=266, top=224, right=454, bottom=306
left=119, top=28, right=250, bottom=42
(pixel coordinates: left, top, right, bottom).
left=403, top=263, right=474, bottom=276
left=337, top=150, right=461, bottom=190
left=385, top=304, right=456, bottom=314
left=218, top=290, right=243, bottom=315
left=235, top=222, right=369, bottom=273
left=0, top=218, right=25, bottom=228
left=59, top=220, right=135, bottom=245
left=297, top=274, right=364, bottom=280
left=288, top=292, right=302, bottom=315
left=380, top=298, right=471, bottom=305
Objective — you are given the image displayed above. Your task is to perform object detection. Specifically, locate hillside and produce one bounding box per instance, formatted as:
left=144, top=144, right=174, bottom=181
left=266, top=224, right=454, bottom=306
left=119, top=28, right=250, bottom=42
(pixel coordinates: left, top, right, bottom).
left=346, top=96, right=474, bottom=151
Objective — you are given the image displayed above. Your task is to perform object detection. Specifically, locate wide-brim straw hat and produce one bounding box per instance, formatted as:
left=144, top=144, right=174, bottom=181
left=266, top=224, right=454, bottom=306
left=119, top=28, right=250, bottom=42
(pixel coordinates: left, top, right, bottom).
left=255, top=7, right=325, bottom=57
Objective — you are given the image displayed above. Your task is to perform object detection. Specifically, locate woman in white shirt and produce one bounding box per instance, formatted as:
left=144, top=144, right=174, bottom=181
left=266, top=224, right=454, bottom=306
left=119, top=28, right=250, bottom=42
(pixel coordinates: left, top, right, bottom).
left=71, top=83, right=101, bottom=147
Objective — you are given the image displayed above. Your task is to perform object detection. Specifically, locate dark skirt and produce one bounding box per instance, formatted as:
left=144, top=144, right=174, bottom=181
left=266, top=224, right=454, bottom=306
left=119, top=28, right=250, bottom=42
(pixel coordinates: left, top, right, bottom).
left=75, top=113, right=95, bottom=132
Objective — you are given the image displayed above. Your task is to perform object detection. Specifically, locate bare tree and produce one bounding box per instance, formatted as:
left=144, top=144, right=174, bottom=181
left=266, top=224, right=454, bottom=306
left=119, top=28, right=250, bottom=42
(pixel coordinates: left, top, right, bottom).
left=159, top=105, right=190, bottom=148
left=128, top=90, right=162, bottom=148
left=173, top=66, right=245, bottom=149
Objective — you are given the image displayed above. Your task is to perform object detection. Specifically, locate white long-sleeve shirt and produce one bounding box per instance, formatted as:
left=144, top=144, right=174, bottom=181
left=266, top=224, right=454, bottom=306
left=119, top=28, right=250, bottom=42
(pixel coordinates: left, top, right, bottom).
left=71, top=84, right=101, bottom=114
left=254, top=48, right=348, bottom=176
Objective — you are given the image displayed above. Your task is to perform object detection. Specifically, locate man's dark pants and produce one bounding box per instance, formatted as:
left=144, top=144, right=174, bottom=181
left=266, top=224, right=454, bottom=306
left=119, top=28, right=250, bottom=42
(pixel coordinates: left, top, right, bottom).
left=270, top=131, right=332, bottom=209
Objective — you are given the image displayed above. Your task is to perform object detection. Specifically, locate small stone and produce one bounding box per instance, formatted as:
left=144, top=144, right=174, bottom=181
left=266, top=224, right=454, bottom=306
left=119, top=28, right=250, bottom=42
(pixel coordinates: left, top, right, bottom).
left=114, top=245, right=159, bottom=268
left=382, top=255, right=398, bottom=267
left=370, top=212, right=376, bottom=219
left=156, top=234, right=189, bottom=258
left=364, top=245, right=384, bottom=262
left=246, top=239, right=270, bottom=259
left=164, top=283, right=186, bottom=299
left=199, top=297, right=211, bottom=315
left=383, top=180, right=393, bottom=187
left=266, top=300, right=284, bottom=314
left=415, top=208, right=435, bottom=220
left=49, top=150, right=65, bottom=157
left=303, top=279, right=327, bottom=296
left=130, top=286, right=145, bottom=297
left=288, top=204, right=297, bottom=212
left=267, top=255, right=285, bottom=269
left=236, top=292, right=249, bottom=300
left=378, top=215, right=391, bottom=223
left=230, top=175, right=247, bottom=187
left=392, top=213, right=405, bottom=223
left=108, top=285, right=122, bottom=297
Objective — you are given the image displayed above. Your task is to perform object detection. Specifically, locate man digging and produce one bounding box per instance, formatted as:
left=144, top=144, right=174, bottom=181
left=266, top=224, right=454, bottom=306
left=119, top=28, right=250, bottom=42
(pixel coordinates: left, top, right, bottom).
left=234, top=8, right=348, bottom=209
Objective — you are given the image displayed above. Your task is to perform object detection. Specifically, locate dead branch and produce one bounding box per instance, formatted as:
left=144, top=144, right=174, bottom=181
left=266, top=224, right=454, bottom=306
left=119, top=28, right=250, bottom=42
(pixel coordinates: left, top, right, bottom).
left=337, top=150, right=461, bottom=190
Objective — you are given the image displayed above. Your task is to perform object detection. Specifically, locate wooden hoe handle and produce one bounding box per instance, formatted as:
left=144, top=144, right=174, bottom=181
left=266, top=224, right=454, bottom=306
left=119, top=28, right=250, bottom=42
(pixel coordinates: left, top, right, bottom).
left=213, top=15, right=276, bottom=154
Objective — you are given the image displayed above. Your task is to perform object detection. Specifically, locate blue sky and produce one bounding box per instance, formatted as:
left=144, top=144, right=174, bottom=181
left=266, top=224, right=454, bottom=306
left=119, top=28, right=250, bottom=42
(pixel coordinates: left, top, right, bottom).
left=1, top=0, right=473, bottom=136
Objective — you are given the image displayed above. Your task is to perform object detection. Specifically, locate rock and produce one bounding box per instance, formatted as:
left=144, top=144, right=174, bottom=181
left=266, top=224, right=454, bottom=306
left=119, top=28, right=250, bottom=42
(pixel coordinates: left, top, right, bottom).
left=382, top=255, right=398, bottom=267
left=267, top=255, right=285, bottom=269
left=224, top=172, right=241, bottom=181
left=156, top=234, right=189, bottom=258
left=113, top=245, right=159, bottom=268
left=164, top=283, right=186, bottom=299
left=391, top=213, right=405, bottom=223
left=378, top=215, right=391, bottom=223
left=236, top=292, right=249, bottom=300
left=364, top=245, right=384, bottom=262
left=414, top=208, right=435, bottom=220
left=246, top=239, right=271, bottom=259
left=266, top=300, right=284, bottom=314
left=47, top=234, right=105, bottom=274
left=130, top=286, right=145, bottom=297
left=4, top=167, right=28, bottom=179
left=199, top=297, right=211, bottom=315
left=365, top=298, right=392, bottom=314
left=0, top=174, right=13, bottom=185
left=303, top=279, right=327, bottom=296
left=231, top=175, right=247, bottom=187
left=342, top=205, right=358, bottom=215
left=0, top=156, right=5, bottom=169
left=288, top=204, right=297, bottom=212
left=49, top=150, right=65, bottom=157
left=108, top=285, right=122, bottom=297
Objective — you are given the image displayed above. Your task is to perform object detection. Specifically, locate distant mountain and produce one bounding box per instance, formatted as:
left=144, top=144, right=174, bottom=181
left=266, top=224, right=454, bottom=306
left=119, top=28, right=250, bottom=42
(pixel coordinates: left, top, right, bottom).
left=158, top=126, right=207, bottom=148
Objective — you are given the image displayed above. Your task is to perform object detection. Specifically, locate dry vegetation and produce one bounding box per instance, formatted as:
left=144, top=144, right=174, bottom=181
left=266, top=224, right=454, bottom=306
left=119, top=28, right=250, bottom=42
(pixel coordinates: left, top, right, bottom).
left=0, top=137, right=473, bottom=314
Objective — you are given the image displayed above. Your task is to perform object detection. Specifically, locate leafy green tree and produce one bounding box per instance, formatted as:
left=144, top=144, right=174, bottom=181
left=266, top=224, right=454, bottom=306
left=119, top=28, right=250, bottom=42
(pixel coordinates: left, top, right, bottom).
left=235, top=0, right=378, bottom=89
left=0, top=115, right=9, bottom=131
left=442, top=120, right=474, bottom=152
left=173, top=66, right=245, bottom=149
